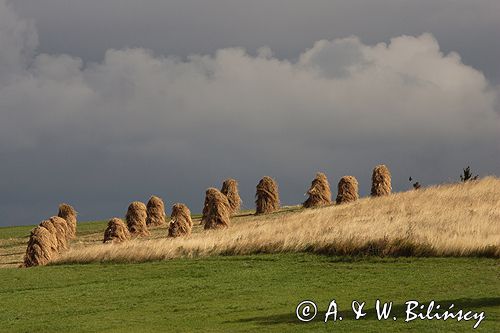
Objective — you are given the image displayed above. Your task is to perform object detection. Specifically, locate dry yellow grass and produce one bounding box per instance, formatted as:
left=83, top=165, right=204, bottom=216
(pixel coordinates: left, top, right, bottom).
left=51, top=177, right=500, bottom=264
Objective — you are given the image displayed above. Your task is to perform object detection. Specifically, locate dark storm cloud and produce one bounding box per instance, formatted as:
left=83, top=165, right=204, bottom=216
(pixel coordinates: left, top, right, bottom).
left=8, top=0, right=500, bottom=83
left=0, top=1, right=499, bottom=226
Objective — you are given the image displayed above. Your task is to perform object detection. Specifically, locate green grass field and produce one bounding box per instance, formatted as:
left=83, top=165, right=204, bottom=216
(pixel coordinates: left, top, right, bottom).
left=0, top=251, right=498, bottom=332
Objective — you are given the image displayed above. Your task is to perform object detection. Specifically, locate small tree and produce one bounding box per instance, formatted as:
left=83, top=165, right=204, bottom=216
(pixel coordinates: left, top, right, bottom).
left=460, top=166, right=478, bottom=182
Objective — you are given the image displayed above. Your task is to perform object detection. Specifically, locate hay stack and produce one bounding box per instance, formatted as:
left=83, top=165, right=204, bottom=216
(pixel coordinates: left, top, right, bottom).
left=371, top=164, right=392, bottom=197
left=336, top=176, right=359, bottom=204
left=255, top=176, right=280, bottom=215
left=146, top=195, right=166, bottom=227
left=126, top=201, right=150, bottom=236
left=58, top=203, right=77, bottom=239
left=103, top=218, right=131, bottom=243
left=202, top=188, right=231, bottom=230
left=220, top=178, right=242, bottom=215
left=39, top=216, right=69, bottom=251
left=168, top=203, right=193, bottom=237
left=23, top=225, right=58, bottom=267
left=303, top=172, right=332, bottom=208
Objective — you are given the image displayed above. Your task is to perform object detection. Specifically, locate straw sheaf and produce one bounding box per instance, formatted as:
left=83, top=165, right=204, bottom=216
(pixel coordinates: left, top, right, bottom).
left=168, top=203, right=193, bottom=237
left=103, top=218, right=131, bottom=243
left=303, top=172, right=332, bottom=208
left=371, top=164, right=392, bottom=197
left=255, top=176, right=280, bottom=215
left=336, top=176, right=359, bottom=204
left=146, top=195, right=166, bottom=227
left=202, top=188, right=231, bottom=230
left=23, top=225, right=58, bottom=267
left=126, top=201, right=150, bottom=236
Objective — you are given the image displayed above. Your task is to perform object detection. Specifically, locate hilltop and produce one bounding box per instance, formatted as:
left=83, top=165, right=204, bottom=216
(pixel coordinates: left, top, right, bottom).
left=1, top=177, right=498, bottom=268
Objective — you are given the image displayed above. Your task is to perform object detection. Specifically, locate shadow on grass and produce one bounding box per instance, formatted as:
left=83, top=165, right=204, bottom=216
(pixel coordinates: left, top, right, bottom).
left=231, top=298, right=500, bottom=325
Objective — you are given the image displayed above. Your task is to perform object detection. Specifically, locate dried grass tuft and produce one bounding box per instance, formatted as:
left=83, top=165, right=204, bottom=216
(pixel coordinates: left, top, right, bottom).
left=255, top=176, right=280, bottom=215
left=303, top=172, right=332, bottom=208
left=202, top=188, right=231, bottom=230
left=58, top=203, right=77, bottom=239
left=146, top=195, right=166, bottom=227
left=371, top=164, right=392, bottom=197
left=103, top=218, right=131, bottom=243
left=220, top=179, right=242, bottom=215
left=168, top=203, right=193, bottom=237
left=126, top=201, right=150, bottom=237
left=336, top=176, right=359, bottom=204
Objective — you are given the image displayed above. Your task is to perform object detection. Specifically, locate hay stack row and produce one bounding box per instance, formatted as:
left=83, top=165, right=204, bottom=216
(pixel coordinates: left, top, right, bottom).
left=23, top=204, right=77, bottom=267
left=21, top=164, right=391, bottom=267
left=104, top=197, right=161, bottom=242
left=302, top=164, right=392, bottom=208
left=200, top=178, right=243, bottom=230
left=103, top=196, right=195, bottom=242
left=198, top=165, right=390, bottom=231
left=105, top=165, right=389, bottom=242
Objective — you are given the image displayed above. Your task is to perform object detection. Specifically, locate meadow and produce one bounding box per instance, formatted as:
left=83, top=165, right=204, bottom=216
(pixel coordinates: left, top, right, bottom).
left=0, top=177, right=498, bottom=332
left=0, top=254, right=498, bottom=332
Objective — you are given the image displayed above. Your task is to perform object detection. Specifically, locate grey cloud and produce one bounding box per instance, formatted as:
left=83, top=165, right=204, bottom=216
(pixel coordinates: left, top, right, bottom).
left=0, top=1, right=37, bottom=79
left=8, top=0, right=500, bottom=84
left=0, top=1, right=499, bottom=226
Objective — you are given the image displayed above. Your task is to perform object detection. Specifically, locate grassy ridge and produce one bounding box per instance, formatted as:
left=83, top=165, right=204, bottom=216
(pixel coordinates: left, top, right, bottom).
left=0, top=254, right=498, bottom=332
left=2, top=179, right=499, bottom=268
left=56, top=177, right=500, bottom=264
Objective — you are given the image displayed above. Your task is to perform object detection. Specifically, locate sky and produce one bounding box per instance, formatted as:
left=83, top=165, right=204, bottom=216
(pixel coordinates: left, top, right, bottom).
left=1, top=0, right=499, bottom=226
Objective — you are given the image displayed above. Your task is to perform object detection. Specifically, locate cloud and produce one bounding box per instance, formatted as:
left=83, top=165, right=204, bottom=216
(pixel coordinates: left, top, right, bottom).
left=0, top=0, right=499, bottom=225
left=0, top=0, right=37, bottom=79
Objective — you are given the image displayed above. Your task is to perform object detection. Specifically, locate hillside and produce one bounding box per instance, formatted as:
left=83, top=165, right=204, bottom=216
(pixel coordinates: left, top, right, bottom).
left=1, top=177, right=498, bottom=268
